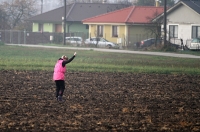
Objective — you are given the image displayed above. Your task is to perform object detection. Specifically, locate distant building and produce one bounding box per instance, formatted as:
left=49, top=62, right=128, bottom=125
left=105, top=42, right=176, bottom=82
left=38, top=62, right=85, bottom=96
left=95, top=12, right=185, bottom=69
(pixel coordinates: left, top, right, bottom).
left=113, top=0, right=137, bottom=4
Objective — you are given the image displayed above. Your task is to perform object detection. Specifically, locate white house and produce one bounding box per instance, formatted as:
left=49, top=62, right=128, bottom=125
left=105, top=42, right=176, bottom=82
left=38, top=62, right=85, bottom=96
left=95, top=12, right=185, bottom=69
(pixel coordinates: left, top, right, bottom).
left=154, top=0, right=200, bottom=47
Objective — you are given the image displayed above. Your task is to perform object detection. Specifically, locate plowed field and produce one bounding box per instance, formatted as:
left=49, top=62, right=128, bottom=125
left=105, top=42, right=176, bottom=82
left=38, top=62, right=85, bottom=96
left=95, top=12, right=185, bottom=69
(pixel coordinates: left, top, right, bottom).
left=0, top=70, right=200, bottom=131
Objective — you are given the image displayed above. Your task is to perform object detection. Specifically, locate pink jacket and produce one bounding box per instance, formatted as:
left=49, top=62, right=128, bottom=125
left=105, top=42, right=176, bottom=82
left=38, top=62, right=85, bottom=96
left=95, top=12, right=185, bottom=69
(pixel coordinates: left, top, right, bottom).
left=53, top=60, right=66, bottom=80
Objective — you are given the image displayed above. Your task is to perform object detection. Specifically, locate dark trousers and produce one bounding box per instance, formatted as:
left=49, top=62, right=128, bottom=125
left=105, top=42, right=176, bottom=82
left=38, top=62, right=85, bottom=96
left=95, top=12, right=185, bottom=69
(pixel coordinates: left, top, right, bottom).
left=55, top=80, right=65, bottom=98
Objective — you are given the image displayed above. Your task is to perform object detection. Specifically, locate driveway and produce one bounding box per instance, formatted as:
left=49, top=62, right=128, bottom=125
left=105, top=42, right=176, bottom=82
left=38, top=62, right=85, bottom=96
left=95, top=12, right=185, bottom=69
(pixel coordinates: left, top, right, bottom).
left=6, top=44, right=200, bottom=59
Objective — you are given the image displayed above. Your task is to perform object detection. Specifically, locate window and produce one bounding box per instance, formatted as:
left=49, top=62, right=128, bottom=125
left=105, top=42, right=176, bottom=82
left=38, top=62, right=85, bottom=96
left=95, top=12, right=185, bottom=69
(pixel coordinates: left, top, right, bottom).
left=86, top=25, right=89, bottom=29
left=191, top=38, right=200, bottom=43
left=39, top=23, right=43, bottom=32
left=192, top=26, right=200, bottom=39
left=169, top=25, right=178, bottom=38
left=112, top=26, right=118, bottom=37
left=97, top=25, right=103, bottom=37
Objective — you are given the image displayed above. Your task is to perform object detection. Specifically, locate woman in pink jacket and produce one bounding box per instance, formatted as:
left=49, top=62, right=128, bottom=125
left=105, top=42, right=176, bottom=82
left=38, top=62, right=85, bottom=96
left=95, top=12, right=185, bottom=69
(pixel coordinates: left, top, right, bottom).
left=53, top=52, right=76, bottom=101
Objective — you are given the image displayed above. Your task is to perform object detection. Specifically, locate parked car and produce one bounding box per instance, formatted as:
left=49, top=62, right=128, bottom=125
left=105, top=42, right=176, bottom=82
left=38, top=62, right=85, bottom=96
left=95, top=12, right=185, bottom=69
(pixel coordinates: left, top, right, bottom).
left=65, top=36, right=82, bottom=46
left=85, top=37, right=119, bottom=49
left=138, top=38, right=162, bottom=48
left=186, top=38, right=200, bottom=50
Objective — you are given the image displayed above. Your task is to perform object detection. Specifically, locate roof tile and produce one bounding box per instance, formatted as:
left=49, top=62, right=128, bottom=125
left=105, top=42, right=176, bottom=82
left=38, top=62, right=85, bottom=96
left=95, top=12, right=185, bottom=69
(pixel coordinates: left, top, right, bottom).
left=28, top=3, right=129, bottom=22
left=82, top=6, right=164, bottom=24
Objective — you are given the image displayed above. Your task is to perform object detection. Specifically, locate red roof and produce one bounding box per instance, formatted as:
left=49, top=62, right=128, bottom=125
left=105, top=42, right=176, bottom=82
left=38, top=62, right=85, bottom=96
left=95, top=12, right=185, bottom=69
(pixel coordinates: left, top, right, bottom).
left=82, top=6, right=164, bottom=24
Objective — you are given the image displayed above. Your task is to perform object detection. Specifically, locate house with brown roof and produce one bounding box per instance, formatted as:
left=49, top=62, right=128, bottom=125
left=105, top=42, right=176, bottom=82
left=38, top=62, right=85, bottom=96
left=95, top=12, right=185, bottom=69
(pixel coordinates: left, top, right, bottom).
left=82, top=6, right=164, bottom=47
left=28, top=2, right=129, bottom=38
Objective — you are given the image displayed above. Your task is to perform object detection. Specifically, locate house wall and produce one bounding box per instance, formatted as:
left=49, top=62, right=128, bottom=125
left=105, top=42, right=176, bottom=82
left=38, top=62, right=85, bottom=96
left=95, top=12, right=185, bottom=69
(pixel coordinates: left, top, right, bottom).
left=88, top=24, right=126, bottom=44
left=167, top=24, right=192, bottom=45
left=128, top=25, right=157, bottom=45
left=32, top=23, right=54, bottom=32
left=102, top=25, right=112, bottom=40
left=32, top=22, right=88, bottom=38
left=87, top=24, right=157, bottom=47
left=104, top=25, right=126, bottom=44
left=166, top=23, right=200, bottom=45
left=88, top=24, right=101, bottom=37
left=113, top=25, right=126, bottom=44
left=66, top=22, right=89, bottom=36
left=43, top=23, right=54, bottom=32
left=167, top=5, right=200, bottom=24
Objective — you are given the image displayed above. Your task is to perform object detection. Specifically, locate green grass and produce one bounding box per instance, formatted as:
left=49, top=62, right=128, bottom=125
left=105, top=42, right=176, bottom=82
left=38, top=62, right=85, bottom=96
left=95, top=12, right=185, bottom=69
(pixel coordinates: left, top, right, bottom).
left=0, top=45, right=200, bottom=75
left=176, top=49, right=200, bottom=56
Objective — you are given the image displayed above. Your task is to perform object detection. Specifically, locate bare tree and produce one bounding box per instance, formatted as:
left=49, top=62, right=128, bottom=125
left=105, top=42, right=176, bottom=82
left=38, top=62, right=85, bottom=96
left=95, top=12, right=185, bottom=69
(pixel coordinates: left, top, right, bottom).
left=115, top=0, right=133, bottom=6
left=144, top=11, right=163, bottom=46
left=115, top=0, right=133, bottom=5
left=0, top=8, right=9, bottom=30
left=58, top=0, right=111, bottom=5
left=0, top=0, right=38, bottom=30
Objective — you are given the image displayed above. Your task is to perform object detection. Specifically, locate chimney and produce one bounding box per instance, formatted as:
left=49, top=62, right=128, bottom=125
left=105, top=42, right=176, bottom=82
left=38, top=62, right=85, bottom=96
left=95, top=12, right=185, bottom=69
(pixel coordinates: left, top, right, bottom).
left=155, top=0, right=160, bottom=7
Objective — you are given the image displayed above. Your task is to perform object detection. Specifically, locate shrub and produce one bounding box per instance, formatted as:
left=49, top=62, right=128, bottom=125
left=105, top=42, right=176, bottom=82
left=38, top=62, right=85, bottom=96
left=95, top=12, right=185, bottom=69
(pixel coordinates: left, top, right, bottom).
left=161, top=43, right=178, bottom=52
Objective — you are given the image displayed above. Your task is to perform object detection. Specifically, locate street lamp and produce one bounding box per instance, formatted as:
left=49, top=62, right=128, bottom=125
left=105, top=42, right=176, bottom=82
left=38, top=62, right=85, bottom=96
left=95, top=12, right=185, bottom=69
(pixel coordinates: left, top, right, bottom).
left=41, top=0, right=43, bottom=14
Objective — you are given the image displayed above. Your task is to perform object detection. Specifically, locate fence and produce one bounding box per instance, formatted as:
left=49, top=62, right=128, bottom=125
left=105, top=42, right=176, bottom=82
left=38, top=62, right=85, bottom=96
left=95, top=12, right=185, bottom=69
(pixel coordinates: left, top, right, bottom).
left=0, top=30, right=88, bottom=45
left=170, top=38, right=193, bottom=49
left=1, top=30, right=190, bottom=50
left=126, top=33, right=158, bottom=49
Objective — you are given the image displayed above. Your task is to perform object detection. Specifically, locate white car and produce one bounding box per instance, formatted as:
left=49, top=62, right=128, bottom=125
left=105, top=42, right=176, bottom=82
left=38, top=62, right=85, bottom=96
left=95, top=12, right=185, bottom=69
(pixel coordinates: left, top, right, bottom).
left=85, top=37, right=119, bottom=48
left=65, top=36, right=82, bottom=46
left=186, top=38, right=200, bottom=50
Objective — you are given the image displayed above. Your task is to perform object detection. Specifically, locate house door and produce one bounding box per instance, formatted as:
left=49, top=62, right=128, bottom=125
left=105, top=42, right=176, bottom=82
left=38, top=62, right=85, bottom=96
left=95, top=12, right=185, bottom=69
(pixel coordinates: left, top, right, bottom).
left=55, top=24, right=62, bottom=33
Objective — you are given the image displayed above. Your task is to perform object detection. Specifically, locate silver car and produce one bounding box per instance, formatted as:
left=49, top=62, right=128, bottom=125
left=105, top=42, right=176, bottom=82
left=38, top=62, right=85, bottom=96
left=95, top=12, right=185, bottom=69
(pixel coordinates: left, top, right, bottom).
left=85, top=37, right=119, bottom=48
left=65, top=36, right=82, bottom=46
left=187, top=38, right=200, bottom=50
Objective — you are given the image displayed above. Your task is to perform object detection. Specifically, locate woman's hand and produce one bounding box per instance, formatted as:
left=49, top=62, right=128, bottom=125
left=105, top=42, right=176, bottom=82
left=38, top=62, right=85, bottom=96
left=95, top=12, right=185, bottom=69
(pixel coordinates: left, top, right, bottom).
left=74, top=52, right=76, bottom=56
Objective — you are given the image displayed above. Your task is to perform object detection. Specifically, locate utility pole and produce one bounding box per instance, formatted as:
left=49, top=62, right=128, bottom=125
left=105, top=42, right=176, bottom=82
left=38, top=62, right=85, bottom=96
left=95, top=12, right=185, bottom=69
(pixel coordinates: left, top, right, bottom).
left=41, top=0, right=43, bottom=14
left=164, top=0, right=167, bottom=45
left=63, top=0, right=66, bottom=45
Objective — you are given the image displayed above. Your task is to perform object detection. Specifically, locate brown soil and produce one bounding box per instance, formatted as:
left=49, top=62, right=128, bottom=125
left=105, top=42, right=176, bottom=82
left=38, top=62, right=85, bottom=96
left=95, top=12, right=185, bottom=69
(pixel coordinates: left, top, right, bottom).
left=0, top=70, right=200, bottom=132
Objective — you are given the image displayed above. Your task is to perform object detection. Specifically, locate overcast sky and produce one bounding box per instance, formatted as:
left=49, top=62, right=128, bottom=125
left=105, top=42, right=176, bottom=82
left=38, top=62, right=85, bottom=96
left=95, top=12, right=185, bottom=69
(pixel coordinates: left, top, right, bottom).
left=0, top=0, right=180, bottom=14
